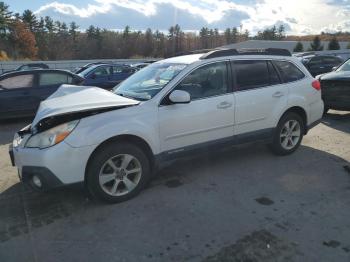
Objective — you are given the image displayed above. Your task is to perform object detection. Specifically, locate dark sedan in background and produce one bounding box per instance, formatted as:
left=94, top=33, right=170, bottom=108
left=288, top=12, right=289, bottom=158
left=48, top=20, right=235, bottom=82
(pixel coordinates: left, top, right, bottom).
left=301, top=55, right=343, bottom=77
left=78, top=63, right=136, bottom=90
left=0, top=69, right=83, bottom=119
left=317, top=58, right=350, bottom=113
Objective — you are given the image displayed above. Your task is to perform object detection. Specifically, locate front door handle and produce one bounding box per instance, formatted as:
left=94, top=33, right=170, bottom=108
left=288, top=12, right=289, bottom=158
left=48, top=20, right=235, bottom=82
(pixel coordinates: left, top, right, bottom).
left=217, top=101, right=233, bottom=109
left=272, top=91, right=284, bottom=98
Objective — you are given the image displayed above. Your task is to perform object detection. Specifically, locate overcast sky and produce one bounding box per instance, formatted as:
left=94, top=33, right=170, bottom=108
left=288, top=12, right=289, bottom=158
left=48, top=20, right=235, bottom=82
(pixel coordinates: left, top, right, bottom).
left=7, top=0, right=350, bottom=35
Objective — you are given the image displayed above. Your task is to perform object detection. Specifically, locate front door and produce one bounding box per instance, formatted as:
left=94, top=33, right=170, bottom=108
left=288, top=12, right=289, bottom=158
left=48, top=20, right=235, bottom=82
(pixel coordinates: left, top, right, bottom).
left=158, top=61, right=235, bottom=153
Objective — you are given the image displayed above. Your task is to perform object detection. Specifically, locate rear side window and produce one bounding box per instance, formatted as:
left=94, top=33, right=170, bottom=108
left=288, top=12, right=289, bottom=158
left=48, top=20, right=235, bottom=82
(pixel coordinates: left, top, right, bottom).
left=234, top=60, right=269, bottom=91
left=39, top=73, right=73, bottom=86
left=323, top=56, right=342, bottom=65
left=274, top=61, right=305, bottom=83
left=267, top=61, right=281, bottom=85
left=0, top=74, right=34, bottom=89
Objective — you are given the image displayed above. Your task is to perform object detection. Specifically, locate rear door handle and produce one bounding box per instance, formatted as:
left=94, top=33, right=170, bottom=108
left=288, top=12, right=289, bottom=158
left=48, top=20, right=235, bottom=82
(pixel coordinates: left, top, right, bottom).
left=217, top=101, right=233, bottom=109
left=272, top=91, right=284, bottom=98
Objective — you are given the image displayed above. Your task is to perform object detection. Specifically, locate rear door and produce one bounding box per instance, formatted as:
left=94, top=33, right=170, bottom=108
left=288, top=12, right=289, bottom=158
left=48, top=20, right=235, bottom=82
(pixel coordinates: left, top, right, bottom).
left=34, top=71, right=75, bottom=103
left=232, top=60, right=287, bottom=138
left=111, top=65, right=134, bottom=86
left=0, top=73, right=37, bottom=117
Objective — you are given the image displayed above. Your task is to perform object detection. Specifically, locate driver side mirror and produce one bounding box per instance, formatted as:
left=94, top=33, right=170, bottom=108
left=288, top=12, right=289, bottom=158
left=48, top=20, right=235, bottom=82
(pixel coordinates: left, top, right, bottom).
left=90, top=73, right=96, bottom=79
left=169, top=90, right=191, bottom=104
left=332, top=66, right=338, bottom=71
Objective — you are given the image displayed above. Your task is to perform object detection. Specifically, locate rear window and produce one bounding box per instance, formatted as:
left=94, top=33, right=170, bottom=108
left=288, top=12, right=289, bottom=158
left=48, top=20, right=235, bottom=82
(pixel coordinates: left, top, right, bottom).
left=39, top=73, right=73, bottom=86
left=233, top=60, right=270, bottom=91
left=274, top=61, right=305, bottom=83
left=0, top=74, right=34, bottom=89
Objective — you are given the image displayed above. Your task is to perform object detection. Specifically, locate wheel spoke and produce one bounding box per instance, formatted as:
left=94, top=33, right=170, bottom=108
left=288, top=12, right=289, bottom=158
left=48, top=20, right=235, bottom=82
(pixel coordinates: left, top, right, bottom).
left=290, top=121, right=298, bottom=131
left=107, top=159, right=119, bottom=172
left=284, top=123, right=290, bottom=132
left=110, top=179, right=121, bottom=194
left=291, top=130, right=300, bottom=137
left=121, top=155, right=133, bottom=169
left=288, top=137, right=294, bottom=146
left=126, top=167, right=141, bottom=175
left=99, top=174, right=115, bottom=185
left=281, top=137, right=288, bottom=148
left=123, top=177, right=137, bottom=191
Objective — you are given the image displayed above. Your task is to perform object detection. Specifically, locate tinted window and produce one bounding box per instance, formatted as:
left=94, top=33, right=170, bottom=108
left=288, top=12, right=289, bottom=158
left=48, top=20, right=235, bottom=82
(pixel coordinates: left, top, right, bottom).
left=267, top=61, right=281, bottom=85
left=39, top=73, right=73, bottom=86
left=234, top=60, right=269, bottom=90
left=274, top=61, right=305, bottom=83
left=323, top=56, right=342, bottom=65
left=94, top=66, right=110, bottom=76
left=308, top=57, right=323, bottom=66
left=175, top=62, right=228, bottom=100
left=0, top=74, right=34, bottom=89
left=113, top=66, right=123, bottom=73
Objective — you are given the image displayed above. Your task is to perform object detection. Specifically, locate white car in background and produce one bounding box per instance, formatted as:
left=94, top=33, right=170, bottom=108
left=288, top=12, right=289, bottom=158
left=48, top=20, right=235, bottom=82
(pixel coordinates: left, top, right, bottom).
left=10, top=48, right=324, bottom=203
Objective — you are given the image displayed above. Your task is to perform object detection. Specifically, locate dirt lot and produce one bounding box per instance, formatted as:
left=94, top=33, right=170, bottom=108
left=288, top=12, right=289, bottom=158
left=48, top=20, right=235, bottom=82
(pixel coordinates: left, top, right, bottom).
left=0, top=111, right=349, bottom=262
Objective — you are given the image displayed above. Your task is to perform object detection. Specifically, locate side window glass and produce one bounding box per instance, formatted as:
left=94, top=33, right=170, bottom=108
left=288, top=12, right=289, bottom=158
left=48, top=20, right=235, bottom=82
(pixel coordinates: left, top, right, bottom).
left=308, top=57, right=322, bottom=66
left=323, top=57, right=342, bottom=65
left=113, top=66, right=122, bottom=74
left=267, top=61, right=281, bottom=85
left=234, top=60, right=270, bottom=91
left=39, top=73, right=72, bottom=86
left=175, top=62, right=228, bottom=100
left=94, top=66, right=110, bottom=77
left=274, top=61, right=305, bottom=83
left=0, top=74, right=34, bottom=89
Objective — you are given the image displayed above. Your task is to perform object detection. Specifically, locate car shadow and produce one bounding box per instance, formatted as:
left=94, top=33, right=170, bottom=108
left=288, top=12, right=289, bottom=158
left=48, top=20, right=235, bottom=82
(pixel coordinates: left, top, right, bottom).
left=0, top=117, right=32, bottom=145
left=0, top=143, right=349, bottom=245
left=322, top=110, right=350, bottom=134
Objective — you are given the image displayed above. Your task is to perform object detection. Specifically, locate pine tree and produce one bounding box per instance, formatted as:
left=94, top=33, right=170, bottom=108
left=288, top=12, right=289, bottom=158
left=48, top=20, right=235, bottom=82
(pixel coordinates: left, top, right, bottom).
left=22, top=10, right=38, bottom=33
left=293, top=41, right=304, bottom=52
left=328, top=36, right=340, bottom=50
left=310, top=36, right=324, bottom=51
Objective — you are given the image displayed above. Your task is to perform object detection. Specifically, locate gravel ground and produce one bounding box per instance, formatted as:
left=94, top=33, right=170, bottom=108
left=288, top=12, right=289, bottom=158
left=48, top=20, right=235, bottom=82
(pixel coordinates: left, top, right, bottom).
left=0, top=110, right=349, bottom=262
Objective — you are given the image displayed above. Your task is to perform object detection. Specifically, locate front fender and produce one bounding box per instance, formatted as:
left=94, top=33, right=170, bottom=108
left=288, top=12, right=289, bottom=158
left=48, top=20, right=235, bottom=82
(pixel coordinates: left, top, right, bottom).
left=65, top=106, right=159, bottom=155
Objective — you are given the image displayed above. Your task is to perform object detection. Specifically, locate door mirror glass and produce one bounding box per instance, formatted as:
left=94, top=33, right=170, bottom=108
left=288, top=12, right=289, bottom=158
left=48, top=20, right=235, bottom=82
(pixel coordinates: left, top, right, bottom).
left=169, top=90, right=191, bottom=104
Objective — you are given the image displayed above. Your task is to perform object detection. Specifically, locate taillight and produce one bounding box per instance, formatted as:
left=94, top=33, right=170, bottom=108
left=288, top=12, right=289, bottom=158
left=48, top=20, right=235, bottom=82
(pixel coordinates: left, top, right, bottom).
left=312, top=80, right=321, bottom=91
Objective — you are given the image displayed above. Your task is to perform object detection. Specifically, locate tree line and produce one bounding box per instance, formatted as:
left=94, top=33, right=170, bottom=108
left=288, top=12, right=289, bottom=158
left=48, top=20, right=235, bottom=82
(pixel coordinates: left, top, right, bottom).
left=293, top=36, right=350, bottom=52
left=0, top=2, right=289, bottom=60
left=1, top=1, right=349, bottom=60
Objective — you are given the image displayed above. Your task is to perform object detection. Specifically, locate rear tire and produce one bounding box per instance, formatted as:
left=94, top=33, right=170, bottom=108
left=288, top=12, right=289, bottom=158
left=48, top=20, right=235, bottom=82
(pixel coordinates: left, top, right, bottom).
left=269, top=112, right=304, bottom=156
left=86, top=142, right=151, bottom=203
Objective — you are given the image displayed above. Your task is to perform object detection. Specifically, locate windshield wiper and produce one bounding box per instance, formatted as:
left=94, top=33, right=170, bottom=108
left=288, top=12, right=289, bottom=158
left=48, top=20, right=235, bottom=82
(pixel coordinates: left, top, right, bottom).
left=116, top=92, right=142, bottom=101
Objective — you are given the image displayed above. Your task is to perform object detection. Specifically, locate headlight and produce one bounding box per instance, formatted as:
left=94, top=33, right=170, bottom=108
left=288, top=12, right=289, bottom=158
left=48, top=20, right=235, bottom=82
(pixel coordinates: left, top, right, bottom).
left=25, top=120, right=79, bottom=149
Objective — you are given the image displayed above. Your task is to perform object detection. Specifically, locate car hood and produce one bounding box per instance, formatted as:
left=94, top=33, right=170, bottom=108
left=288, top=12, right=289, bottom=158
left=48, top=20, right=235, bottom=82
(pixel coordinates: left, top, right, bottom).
left=32, top=84, right=140, bottom=128
left=320, top=71, right=350, bottom=81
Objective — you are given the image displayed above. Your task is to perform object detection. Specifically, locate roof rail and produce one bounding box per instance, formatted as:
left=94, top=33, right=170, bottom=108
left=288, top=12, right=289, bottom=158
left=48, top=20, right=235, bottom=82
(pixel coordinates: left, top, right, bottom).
left=200, top=48, right=292, bottom=59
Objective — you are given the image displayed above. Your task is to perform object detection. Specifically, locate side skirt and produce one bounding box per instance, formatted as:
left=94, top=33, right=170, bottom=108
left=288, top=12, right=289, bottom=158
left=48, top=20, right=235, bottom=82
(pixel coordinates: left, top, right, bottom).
left=154, top=128, right=274, bottom=169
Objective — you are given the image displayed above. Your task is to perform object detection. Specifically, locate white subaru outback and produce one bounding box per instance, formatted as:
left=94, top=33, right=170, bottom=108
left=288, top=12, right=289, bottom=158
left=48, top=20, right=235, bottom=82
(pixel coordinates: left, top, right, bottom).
left=10, top=48, right=324, bottom=203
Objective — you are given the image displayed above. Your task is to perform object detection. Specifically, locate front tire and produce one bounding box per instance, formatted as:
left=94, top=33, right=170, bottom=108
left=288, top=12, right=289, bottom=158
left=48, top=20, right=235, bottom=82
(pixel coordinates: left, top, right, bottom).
left=270, top=113, right=304, bottom=156
left=86, top=142, right=151, bottom=203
